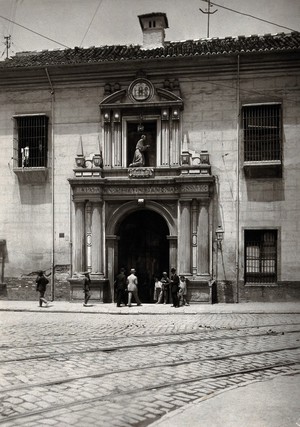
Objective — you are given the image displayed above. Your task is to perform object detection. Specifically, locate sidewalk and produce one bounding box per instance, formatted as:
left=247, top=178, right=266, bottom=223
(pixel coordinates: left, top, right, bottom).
left=0, top=300, right=299, bottom=314
left=150, top=373, right=300, bottom=427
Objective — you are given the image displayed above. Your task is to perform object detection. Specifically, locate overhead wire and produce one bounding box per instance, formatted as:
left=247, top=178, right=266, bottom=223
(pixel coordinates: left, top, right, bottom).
left=79, top=0, right=104, bottom=47
left=7, top=0, right=18, bottom=37
left=0, top=2, right=297, bottom=106
left=200, top=0, right=299, bottom=33
left=194, top=78, right=300, bottom=104
left=0, top=13, right=71, bottom=49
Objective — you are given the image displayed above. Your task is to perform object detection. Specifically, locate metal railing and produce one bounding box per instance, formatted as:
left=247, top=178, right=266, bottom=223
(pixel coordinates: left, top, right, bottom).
left=245, top=230, right=277, bottom=284
left=15, top=115, right=48, bottom=168
left=243, top=104, right=281, bottom=162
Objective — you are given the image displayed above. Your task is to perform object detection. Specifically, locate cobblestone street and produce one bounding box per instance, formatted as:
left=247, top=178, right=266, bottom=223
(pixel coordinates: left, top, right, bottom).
left=0, top=305, right=299, bottom=426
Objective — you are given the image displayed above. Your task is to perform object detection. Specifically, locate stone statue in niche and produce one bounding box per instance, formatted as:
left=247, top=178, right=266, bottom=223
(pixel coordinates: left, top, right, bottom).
left=129, top=135, right=150, bottom=167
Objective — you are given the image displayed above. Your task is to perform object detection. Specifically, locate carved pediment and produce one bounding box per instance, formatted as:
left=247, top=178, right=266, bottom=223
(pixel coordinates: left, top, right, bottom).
left=99, top=83, right=183, bottom=109
left=100, top=89, right=127, bottom=106
left=156, top=88, right=183, bottom=102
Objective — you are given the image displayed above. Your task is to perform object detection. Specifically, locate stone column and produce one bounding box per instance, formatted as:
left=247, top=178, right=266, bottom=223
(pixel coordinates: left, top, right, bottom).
left=179, top=200, right=191, bottom=275
left=170, top=116, right=180, bottom=165
left=106, top=235, right=119, bottom=302
left=103, top=123, right=111, bottom=167
left=74, top=201, right=85, bottom=273
left=91, top=201, right=104, bottom=275
left=86, top=202, right=92, bottom=272
left=191, top=200, right=198, bottom=276
left=167, top=236, right=177, bottom=271
left=198, top=201, right=210, bottom=275
left=161, top=120, right=170, bottom=166
left=112, top=121, right=121, bottom=167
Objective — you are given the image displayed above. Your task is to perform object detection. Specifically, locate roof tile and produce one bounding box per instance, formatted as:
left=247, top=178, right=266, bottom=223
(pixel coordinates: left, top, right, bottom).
left=1, top=32, right=299, bottom=68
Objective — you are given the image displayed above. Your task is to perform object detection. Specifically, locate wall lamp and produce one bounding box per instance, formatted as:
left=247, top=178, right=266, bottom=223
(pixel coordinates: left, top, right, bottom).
left=215, top=225, right=224, bottom=249
left=75, top=153, right=103, bottom=169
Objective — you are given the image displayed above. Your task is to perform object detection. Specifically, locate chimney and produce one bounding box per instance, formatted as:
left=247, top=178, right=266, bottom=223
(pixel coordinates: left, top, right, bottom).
left=138, top=13, right=169, bottom=50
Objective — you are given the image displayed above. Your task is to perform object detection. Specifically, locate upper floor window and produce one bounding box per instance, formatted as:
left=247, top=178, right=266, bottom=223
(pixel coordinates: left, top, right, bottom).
left=14, top=114, right=48, bottom=168
left=245, top=230, right=277, bottom=285
left=242, top=103, right=282, bottom=163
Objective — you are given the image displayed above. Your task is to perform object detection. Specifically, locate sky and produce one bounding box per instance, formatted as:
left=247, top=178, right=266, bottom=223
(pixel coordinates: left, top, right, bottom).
left=0, top=0, right=299, bottom=59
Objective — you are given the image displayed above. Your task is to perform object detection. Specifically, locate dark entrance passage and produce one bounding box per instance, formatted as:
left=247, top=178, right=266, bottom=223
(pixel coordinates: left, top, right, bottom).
left=118, top=210, right=169, bottom=303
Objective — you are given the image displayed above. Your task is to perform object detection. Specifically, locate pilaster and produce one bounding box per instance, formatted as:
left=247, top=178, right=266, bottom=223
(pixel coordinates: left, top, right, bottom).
left=167, top=236, right=177, bottom=270
left=179, top=200, right=191, bottom=275
left=198, top=200, right=210, bottom=275
left=86, top=202, right=92, bottom=272
left=91, top=201, right=104, bottom=276
left=106, top=235, right=119, bottom=301
left=74, top=201, right=85, bottom=273
left=191, top=200, right=198, bottom=276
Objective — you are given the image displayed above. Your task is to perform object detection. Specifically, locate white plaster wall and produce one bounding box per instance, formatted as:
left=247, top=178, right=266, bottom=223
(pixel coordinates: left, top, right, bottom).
left=0, top=85, right=103, bottom=276
left=0, top=69, right=299, bottom=285
left=182, top=71, right=300, bottom=282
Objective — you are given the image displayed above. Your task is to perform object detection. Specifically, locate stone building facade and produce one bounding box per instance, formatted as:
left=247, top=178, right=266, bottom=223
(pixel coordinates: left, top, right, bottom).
left=0, top=13, right=299, bottom=303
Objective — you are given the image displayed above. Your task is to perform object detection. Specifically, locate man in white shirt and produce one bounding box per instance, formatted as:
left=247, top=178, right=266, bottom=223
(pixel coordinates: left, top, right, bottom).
left=127, top=268, right=142, bottom=307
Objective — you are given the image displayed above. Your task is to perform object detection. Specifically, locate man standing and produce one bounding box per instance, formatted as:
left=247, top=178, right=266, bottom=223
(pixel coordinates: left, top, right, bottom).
left=170, top=267, right=180, bottom=308
left=114, top=268, right=127, bottom=307
left=158, top=271, right=170, bottom=304
left=83, top=272, right=91, bottom=307
left=126, top=268, right=142, bottom=307
left=36, top=270, right=49, bottom=307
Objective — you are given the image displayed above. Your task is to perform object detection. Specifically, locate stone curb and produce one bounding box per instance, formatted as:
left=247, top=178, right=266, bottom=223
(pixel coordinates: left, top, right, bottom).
left=149, top=370, right=300, bottom=426
left=1, top=308, right=300, bottom=315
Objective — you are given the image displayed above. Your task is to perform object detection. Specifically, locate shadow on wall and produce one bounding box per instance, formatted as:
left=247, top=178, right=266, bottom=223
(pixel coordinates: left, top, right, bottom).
left=0, top=240, right=7, bottom=284
left=245, top=178, right=285, bottom=202
left=213, top=281, right=234, bottom=303
left=18, top=182, right=52, bottom=205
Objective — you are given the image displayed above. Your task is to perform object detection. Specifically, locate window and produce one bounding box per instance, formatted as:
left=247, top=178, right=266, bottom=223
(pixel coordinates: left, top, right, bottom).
left=14, top=114, right=48, bottom=168
left=245, top=230, right=277, bottom=284
left=243, top=103, right=281, bottom=162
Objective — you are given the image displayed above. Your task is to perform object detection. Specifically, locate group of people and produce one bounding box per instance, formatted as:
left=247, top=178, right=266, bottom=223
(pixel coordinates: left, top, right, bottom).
left=115, top=267, right=189, bottom=308
left=154, top=269, right=189, bottom=307
left=35, top=267, right=189, bottom=308
left=114, top=268, right=142, bottom=307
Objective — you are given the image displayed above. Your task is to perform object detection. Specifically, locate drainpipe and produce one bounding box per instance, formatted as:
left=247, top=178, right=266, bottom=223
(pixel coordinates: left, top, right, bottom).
left=45, top=68, right=55, bottom=301
left=69, top=185, right=73, bottom=277
left=235, top=55, right=240, bottom=303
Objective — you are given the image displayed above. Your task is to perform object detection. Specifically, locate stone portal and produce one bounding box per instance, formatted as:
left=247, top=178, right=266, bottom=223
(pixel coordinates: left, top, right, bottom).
left=117, top=209, right=169, bottom=302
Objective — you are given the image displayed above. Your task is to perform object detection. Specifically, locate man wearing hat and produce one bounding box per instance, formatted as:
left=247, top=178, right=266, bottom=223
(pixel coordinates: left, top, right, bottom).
left=36, top=270, right=49, bottom=307
left=126, top=268, right=142, bottom=307
left=83, top=271, right=91, bottom=306
left=158, top=271, right=170, bottom=304
left=114, top=267, right=127, bottom=307
left=170, top=267, right=180, bottom=308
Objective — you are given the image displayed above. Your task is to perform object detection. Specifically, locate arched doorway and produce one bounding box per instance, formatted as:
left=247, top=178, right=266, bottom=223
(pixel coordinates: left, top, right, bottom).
left=117, top=209, right=169, bottom=302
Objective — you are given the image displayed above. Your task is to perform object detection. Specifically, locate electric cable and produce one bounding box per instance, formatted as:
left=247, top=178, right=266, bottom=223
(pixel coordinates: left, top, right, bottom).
left=79, top=0, right=104, bottom=47
left=200, top=0, right=299, bottom=33
left=7, top=0, right=18, bottom=37
left=0, top=14, right=71, bottom=49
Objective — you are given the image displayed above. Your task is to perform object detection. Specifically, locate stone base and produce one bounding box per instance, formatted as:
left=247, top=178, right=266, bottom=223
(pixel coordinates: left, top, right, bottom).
left=68, top=276, right=108, bottom=303
left=188, top=280, right=212, bottom=304
left=0, top=283, right=7, bottom=299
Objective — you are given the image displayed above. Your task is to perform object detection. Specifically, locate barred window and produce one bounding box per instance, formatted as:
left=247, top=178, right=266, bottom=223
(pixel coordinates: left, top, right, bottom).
left=14, top=115, right=48, bottom=167
left=242, top=104, right=281, bottom=162
left=245, top=230, right=277, bottom=284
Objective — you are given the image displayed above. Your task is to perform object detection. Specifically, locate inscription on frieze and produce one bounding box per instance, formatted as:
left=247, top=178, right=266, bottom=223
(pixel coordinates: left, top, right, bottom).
left=74, top=186, right=101, bottom=194
left=181, top=184, right=209, bottom=193
left=74, top=183, right=209, bottom=196
left=104, top=186, right=179, bottom=195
